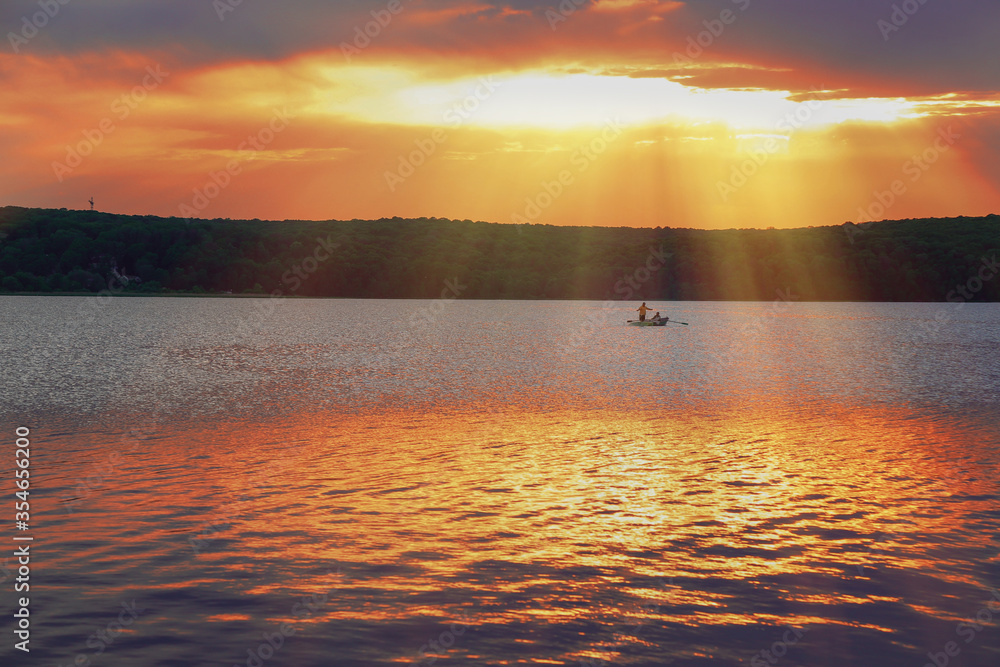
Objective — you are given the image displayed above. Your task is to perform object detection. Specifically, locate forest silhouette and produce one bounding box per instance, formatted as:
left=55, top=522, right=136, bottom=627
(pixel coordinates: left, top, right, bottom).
left=1, top=207, right=997, bottom=302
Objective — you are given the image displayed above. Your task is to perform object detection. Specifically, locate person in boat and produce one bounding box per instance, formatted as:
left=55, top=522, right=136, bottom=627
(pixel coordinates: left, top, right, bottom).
left=636, top=302, right=652, bottom=322
left=651, top=312, right=662, bottom=322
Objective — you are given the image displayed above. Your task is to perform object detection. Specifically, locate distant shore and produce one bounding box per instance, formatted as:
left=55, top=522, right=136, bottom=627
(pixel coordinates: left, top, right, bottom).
left=2, top=207, right=998, bottom=302
left=2, top=292, right=995, bottom=304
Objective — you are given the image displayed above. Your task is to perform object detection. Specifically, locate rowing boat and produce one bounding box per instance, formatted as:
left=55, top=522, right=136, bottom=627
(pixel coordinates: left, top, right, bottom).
left=628, top=320, right=667, bottom=326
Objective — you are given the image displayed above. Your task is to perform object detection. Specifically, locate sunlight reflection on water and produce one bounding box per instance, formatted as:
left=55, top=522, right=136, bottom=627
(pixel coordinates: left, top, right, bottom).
left=3, top=297, right=999, bottom=666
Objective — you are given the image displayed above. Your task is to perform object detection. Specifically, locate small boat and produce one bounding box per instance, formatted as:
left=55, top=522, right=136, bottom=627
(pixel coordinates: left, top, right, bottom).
left=628, top=319, right=667, bottom=326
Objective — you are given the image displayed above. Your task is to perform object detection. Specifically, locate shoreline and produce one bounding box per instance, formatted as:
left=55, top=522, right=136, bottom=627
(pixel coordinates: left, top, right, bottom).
left=0, top=292, right=995, bottom=304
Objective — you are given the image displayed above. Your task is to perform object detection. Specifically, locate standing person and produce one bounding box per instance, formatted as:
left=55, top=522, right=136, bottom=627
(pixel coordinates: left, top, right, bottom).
left=636, top=302, right=652, bottom=322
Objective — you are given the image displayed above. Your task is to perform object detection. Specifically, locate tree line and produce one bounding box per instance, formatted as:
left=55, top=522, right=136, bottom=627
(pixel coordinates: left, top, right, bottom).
left=0, top=206, right=997, bottom=302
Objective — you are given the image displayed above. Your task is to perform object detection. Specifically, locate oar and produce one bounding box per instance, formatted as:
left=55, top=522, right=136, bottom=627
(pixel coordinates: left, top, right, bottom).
left=626, top=319, right=689, bottom=325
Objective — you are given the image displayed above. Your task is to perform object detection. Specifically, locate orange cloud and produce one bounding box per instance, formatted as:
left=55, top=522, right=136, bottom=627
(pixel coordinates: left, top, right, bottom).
left=590, top=0, right=683, bottom=13
left=2, top=45, right=999, bottom=229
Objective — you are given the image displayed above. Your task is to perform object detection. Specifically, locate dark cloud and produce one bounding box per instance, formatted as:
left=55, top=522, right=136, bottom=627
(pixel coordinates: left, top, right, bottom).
left=1, top=0, right=377, bottom=61
left=2, top=0, right=997, bottom=97
left=620, top=65, right=826, bottom=95
left=673, top=0, right=1000, bottom=95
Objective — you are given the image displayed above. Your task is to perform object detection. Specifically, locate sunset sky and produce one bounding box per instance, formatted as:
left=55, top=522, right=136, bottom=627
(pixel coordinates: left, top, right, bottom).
left=2, top=0, right=998, bottom=229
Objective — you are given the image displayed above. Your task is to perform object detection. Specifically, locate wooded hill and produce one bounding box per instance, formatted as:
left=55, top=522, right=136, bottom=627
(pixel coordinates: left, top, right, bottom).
left=0, top=206, right=997, bottom=302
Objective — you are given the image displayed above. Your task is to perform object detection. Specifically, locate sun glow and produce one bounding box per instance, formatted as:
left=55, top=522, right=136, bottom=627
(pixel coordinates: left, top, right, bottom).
left=5, top=44, right=997, bottom=228
left=315, top=64, right=923, bottom=133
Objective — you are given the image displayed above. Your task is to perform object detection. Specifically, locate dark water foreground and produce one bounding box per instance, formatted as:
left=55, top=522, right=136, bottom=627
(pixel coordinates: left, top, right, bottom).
left=1, top=297, right=998, bottom=666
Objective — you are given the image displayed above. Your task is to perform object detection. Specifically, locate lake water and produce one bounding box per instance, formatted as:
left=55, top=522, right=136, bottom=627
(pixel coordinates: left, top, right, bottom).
left=1, top=296, right=999, bottom=667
